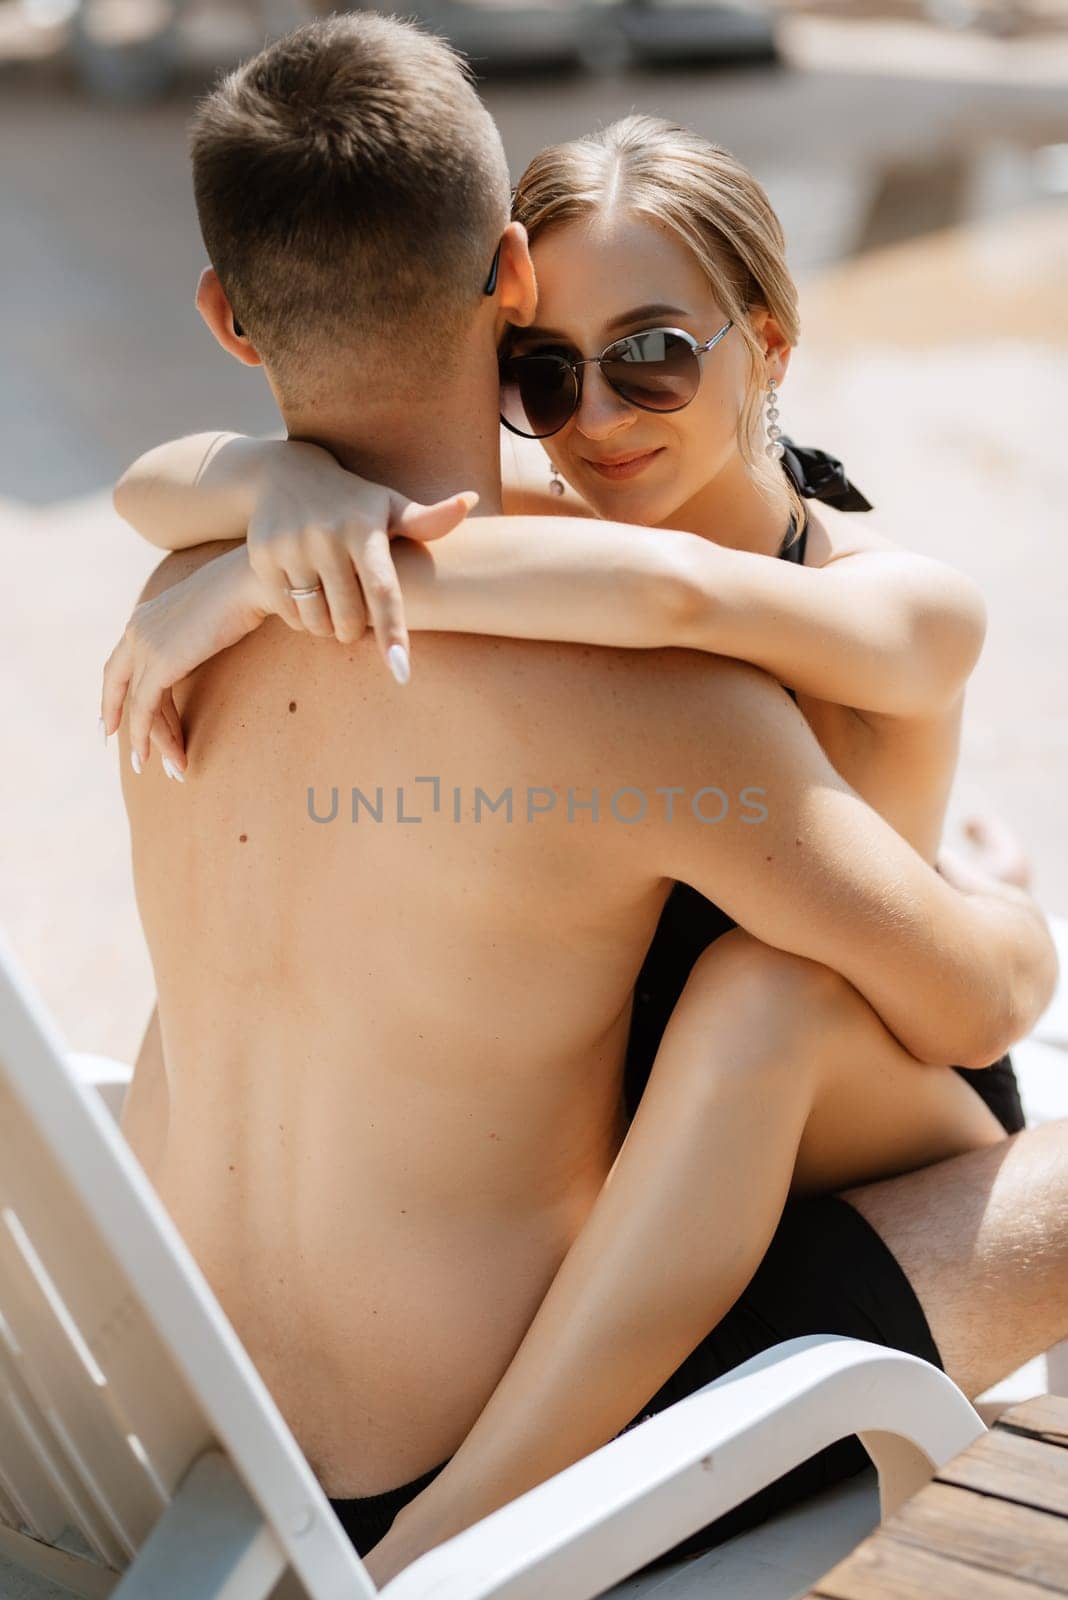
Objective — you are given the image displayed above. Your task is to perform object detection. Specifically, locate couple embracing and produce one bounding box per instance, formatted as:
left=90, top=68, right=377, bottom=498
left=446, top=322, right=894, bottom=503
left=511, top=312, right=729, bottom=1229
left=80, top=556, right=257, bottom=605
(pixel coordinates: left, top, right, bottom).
left=104, top=12, right=1065, bottom=1585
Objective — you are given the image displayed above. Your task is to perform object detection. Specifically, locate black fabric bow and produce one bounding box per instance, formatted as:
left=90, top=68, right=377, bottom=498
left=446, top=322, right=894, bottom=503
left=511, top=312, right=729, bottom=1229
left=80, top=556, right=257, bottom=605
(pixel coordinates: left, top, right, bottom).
left=779, top=438, right=873, bottom=513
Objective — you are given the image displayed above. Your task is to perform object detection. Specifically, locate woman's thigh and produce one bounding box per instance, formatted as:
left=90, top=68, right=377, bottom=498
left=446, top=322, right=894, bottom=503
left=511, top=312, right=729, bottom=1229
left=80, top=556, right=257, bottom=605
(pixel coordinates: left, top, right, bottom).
left=663, top=928, right=1005, bottom=1198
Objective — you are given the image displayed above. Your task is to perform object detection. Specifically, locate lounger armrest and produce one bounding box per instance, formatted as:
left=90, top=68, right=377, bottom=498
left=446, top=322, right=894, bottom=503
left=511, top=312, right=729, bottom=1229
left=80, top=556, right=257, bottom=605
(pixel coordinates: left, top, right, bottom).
left=379, top=1334, right=984, bottom=1600
left=67, top=1051, right=133, bottom=1126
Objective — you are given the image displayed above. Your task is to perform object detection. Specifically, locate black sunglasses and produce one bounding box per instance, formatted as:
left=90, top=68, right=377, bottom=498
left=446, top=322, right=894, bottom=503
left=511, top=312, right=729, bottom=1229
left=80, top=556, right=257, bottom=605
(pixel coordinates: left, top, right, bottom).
left=499, top=319, right=735, bottom=440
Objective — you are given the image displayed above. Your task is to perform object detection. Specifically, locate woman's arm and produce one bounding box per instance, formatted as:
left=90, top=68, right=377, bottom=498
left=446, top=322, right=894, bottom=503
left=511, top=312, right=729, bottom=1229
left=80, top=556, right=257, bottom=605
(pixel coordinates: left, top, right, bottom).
left=113, top=426, right=588, bottom=549
left=396, top=520, right=986, bottom=717
left=113, top=432, right=471, bottom=565
left=390, top=517, right=985, bottom=716
left=118, top=433, right=982, bottom=718
left=672, top=540, right=988, bottom=717
left=113, top=433, right=274, bottom=549
left=100, top=520, right=685, bottom=774
left=101, top=506, right=984, bottom=770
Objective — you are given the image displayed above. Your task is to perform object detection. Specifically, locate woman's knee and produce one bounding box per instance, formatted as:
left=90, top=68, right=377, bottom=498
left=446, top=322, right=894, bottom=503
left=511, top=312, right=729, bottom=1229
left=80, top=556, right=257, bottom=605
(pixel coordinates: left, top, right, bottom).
left=658, top=932, right=873, bottom=1107
left=685, top=929, right=859, bottom=1033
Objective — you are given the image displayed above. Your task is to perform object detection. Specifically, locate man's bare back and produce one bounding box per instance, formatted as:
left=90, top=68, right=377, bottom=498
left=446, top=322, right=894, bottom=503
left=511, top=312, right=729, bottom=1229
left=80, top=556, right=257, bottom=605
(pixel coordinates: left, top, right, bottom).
left=119, top=532, right=1054, bottom=1498
left=120, top=576, right=698, bottom=1494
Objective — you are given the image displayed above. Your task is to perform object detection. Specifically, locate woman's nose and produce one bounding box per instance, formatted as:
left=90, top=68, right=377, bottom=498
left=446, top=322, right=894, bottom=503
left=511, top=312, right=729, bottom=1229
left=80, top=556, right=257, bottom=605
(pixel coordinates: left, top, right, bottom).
left=573, top=365, right=636, bottom=441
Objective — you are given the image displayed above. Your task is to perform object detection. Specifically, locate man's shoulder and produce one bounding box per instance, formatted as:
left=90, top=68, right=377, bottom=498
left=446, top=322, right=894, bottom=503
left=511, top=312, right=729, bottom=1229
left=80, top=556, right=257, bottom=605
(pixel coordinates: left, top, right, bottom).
left=543, top=644, right=788, bottom=765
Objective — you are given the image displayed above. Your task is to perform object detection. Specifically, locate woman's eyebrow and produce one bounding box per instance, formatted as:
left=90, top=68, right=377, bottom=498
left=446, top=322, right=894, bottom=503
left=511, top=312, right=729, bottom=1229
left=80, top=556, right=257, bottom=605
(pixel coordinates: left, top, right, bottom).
left=517, top=304, right=692, bottom=342
left=605, top=303, right=691, bottom=333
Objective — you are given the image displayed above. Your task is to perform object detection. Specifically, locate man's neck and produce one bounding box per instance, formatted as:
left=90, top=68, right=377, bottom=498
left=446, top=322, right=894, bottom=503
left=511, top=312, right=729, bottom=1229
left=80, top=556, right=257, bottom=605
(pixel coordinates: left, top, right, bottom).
left=283, top=356, right=504, bottom=514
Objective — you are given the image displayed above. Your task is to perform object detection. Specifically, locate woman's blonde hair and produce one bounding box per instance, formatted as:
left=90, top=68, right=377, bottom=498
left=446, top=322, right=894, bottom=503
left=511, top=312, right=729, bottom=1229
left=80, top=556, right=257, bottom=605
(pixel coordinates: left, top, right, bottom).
left=511, top=114, right=804, bottom=540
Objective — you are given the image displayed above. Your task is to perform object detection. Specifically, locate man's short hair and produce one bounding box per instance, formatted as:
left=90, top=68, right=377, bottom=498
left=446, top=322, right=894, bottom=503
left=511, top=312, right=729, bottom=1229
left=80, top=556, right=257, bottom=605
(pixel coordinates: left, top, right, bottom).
left=189, top=12, right=511, bottom=397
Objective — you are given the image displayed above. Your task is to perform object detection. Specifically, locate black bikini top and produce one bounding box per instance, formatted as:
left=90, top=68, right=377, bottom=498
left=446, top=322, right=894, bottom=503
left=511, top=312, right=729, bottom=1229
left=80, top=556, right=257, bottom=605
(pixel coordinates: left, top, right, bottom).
left=773, top=439, right=873, bottom=700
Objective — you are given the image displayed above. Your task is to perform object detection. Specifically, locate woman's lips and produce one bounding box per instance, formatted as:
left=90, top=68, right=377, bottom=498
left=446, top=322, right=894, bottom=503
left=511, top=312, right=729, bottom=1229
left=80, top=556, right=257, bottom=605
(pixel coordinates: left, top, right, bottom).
left=582, top=447, right=664, bottom=482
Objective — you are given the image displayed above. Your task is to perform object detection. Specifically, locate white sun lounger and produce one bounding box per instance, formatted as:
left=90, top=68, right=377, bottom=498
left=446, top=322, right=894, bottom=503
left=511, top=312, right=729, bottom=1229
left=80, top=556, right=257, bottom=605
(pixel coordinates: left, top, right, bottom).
left=3, top=920, right=1063, bottom=1600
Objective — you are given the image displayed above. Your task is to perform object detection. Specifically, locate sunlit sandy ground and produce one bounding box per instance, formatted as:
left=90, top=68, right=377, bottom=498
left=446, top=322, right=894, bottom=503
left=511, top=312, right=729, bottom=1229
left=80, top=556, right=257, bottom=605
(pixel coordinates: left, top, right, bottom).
left=4, top=28, right=1066, bottom=1062
left=793, top=201, right=1068, bottom=918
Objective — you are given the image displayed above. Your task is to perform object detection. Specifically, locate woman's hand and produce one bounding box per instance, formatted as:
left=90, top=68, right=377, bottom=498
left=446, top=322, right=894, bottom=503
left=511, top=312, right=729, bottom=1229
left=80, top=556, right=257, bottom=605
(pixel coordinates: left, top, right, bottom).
left=101, top=544, right=271, bottom=776
left=362, top=1482, right=478, bottom=1588
left=936, top=841, right=1032, bottom=902
left=245, top=439, right=477, bottom=682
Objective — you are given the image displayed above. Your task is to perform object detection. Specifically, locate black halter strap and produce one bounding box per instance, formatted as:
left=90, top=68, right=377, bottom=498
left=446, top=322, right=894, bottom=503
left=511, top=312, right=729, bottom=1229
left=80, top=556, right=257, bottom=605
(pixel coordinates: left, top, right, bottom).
left=775, top=436, right=873, bottom=563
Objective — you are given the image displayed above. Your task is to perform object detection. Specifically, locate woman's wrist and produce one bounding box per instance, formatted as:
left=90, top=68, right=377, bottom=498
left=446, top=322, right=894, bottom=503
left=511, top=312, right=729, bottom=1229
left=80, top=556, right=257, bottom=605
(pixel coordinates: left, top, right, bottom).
left=228, top=436, right=300, bottom=524
left=215, top=540, right=274, bottom=622
left=191, top=434, right=331, bottom=532
left=166, top=433, right=277, bottom=541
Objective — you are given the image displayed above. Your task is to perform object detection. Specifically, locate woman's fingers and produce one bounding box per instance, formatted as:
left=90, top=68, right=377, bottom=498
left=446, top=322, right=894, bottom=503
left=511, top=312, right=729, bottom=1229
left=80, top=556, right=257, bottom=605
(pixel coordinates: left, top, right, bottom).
left=316, top=554, right=369, bottom=645
left=396, top=490, right=478, bottom=543
left=281, top=574, right=334, bottom=638
left=156, top=689, right=187, bottom=774
left=265, top=571, right=307, bottom=631
left=149, top=715, right=187, bottom=780
left=105, top=646, right=181, bottom=776
left=128, top=681, right=188, bottom=776
left=100, top=639, right=134, bottom=738
left=251, top=513, right=421, bottom=681
left=250, top=537, right=319, bottom=631
left=961, top=811, right=1033, bottom=891
left=126, top=662, right=169, bottom=771
left=351, top=527, right=410, bottom=684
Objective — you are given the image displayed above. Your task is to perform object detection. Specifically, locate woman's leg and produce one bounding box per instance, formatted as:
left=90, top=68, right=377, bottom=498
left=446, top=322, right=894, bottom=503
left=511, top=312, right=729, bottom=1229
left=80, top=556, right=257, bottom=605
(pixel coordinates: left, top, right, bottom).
left=365, top=928, right=1004, bottom=1550
left=624, top=921, right=1006, bottom=1199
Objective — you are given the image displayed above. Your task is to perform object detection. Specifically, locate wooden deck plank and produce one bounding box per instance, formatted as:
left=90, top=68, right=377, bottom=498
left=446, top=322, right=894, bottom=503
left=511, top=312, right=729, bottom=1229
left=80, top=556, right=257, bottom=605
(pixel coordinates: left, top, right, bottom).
left=936, top=1429, right=1068, bottom=1518
left=804, top=1398, right=1068, bottom=1600
left=997, top=1397, right=1068, bottom=1449
left=809, top=1532, right=1056, bottom=1599
left=886, top=1481, right=1068, bottom=1591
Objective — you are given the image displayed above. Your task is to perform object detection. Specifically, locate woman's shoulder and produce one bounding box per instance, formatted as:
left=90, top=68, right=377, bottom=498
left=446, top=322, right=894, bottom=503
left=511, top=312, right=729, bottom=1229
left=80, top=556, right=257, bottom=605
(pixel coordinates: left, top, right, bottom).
left=802, top=502, right=907, bottom=569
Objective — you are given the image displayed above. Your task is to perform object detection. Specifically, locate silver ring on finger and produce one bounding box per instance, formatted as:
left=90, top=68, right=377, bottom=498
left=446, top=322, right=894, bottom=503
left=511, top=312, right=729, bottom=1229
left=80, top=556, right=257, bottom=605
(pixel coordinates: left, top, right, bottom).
left=285, top=580, right=325, bottom=600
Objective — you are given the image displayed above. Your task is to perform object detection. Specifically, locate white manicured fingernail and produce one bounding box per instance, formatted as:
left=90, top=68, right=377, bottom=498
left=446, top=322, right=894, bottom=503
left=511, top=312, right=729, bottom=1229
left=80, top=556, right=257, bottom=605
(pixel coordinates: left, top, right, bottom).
left=388, top=644, right=410, bottom=685
left=131, top=750, right=142, bottom=775
left=162, top=758, right=185, bottom=784
left=98, top=716, right=108, bottom=746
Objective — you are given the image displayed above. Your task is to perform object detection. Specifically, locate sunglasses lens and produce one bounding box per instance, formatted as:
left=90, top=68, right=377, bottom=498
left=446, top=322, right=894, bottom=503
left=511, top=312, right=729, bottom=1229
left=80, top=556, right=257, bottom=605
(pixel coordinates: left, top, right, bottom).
left=500, top=355, right=578, bottom=439
left=601, top=331, right=700, bottom=412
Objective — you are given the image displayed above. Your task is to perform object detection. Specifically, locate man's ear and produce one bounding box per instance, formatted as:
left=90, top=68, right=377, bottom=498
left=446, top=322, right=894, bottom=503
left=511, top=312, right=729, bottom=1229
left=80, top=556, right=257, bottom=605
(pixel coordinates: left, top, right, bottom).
left=494, top=221, right=538, bottom=336
left=195, top=267, right=263, bottom=368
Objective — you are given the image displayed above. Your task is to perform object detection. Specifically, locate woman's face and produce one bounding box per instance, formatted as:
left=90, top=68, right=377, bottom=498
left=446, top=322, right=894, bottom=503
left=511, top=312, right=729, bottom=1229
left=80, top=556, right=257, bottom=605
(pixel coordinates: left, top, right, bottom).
left=515, top=211, right=759, bottom=526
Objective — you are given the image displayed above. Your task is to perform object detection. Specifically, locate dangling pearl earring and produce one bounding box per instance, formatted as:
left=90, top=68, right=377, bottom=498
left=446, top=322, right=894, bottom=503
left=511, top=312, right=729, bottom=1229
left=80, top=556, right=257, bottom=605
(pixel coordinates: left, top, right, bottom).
left=765, top=376, right=784, bottom=460
left=548, top=462, right=566, bottom=497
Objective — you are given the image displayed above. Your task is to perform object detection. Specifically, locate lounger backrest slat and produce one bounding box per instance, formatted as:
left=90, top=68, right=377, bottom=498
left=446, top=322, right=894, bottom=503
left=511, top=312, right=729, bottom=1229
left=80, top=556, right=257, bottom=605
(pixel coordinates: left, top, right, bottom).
left=0, top=1076, right=209, bottom=1499
left=0, top=1351, right=99, bottom=1552
left=0, top=1120, right=185, bottom=1556
left=0, top=1282, right=134, bottom=1566
left=0, top=929, right=373, bottom=1600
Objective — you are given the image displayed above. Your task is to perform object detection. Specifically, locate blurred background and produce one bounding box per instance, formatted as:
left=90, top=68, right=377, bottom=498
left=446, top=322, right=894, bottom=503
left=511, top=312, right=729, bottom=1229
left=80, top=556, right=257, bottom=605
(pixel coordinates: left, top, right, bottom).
left=3, top=0, right=1067, bottom=1059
